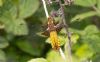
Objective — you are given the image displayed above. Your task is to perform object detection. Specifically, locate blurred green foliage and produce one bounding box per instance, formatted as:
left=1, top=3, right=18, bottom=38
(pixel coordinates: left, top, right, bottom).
left=0, top=0, right=100, bottom=62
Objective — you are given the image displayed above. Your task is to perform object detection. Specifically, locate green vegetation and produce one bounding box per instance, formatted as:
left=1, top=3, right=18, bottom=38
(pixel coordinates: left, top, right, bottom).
left=0, top=0, right=100, bottom=62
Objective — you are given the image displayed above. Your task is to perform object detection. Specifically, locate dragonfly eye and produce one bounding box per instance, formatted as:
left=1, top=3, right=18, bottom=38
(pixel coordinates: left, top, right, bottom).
left=48, top=17, right=54, bottom=25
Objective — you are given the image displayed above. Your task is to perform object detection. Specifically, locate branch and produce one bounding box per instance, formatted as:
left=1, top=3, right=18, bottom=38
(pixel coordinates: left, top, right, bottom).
left=58, top=0, right=73, bottom=62
left=59, top=48, right=66, bottom=61
left=41, top=0, right=49, bottom=18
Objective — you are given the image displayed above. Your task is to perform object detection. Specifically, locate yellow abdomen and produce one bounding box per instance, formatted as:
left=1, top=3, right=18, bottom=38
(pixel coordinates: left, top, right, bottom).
left=50, top=31, right=60, bottom=50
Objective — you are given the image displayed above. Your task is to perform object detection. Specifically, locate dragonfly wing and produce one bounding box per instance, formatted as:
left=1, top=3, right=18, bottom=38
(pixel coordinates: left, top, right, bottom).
left=55, top=21, right=64, bottom=32
left=42, top=29, right=50, bottom=36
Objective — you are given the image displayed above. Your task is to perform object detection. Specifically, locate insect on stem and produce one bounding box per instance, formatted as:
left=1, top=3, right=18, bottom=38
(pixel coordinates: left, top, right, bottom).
left=41, top=0, right=49, bottom=18
left=41, top=0, right=66, bottom=61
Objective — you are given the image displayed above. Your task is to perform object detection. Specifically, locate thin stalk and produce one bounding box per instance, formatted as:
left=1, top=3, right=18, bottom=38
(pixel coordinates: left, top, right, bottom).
left=41, top=0, right=49, bottom=18
left=58, top=0, right=72, bottom=62
left=59, top=48, right=66, bottom=61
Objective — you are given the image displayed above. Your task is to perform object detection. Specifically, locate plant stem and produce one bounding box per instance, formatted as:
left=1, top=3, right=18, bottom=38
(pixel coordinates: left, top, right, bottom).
left=58, top=0, right=72, bottom=62
left=59, top=48, right=66, bottom=61
left=41, top=0, right=49, bottom=18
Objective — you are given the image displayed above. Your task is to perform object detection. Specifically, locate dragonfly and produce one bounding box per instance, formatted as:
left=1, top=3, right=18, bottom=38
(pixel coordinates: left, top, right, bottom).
left=42, top=16, right=63, bottom=50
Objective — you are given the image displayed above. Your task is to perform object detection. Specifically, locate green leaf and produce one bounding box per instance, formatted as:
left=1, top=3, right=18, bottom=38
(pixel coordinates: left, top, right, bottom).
left=0, top=49, right=6, bottom=62
left=71, top=11, right=97, bottom=22
left=0, top=36, right=9, bottom=49
left=80, top=25, right=99, bottom=37
left=59, top=33, right=79, bottom=45
left=92, top=54, right=100, bottom=62
left=97, top=0, right=100, bottom=10
left=96, top=0, right=100, bottom=16
left=5, top=19, right=28, bottom=35
left=81, top=25, right=100, bottom=53
left=46, top=50, right=65, bottom=62
left=0, top=0, right=39, bottom=19
left=6, top=46, right=33, bottom=62
left=0, top=1, right=28, bottom=35
left=16, top=40, right=42, bottom=56
left=71, top=34, right=79, bottom=44
left=28, top=58, right=47, bottom=62
left=0, top=0, right=17, bottom=18
left=5, top=47, right=19, bottom=62
left=71, top=56, right=81, bottom=62
left=83, top=34, right=100, bottom=53
left=0, top=16, right=28, bottom=35
left=74, top=0, right=97, bottom=7
left=75, top=44, right=94, bottom=60
left=11, top=0, right=19, bottom=5
left=83, top=25, right=99, bottom=35
left=0, top=0, right=3, bottom=7
left=18, top=0, right=39, bottom=18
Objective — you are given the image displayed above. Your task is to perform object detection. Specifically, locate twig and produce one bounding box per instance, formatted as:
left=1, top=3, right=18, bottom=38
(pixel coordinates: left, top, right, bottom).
left=59, top=48, right=66, bottom=61
left=58, top=0, right=73, bottom=62
left=41, top=0, right=49, bottom=18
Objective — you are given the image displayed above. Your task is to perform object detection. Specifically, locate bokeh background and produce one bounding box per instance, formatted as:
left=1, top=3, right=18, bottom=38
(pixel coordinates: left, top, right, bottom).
left=0, top=0, right=100, bottom=62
